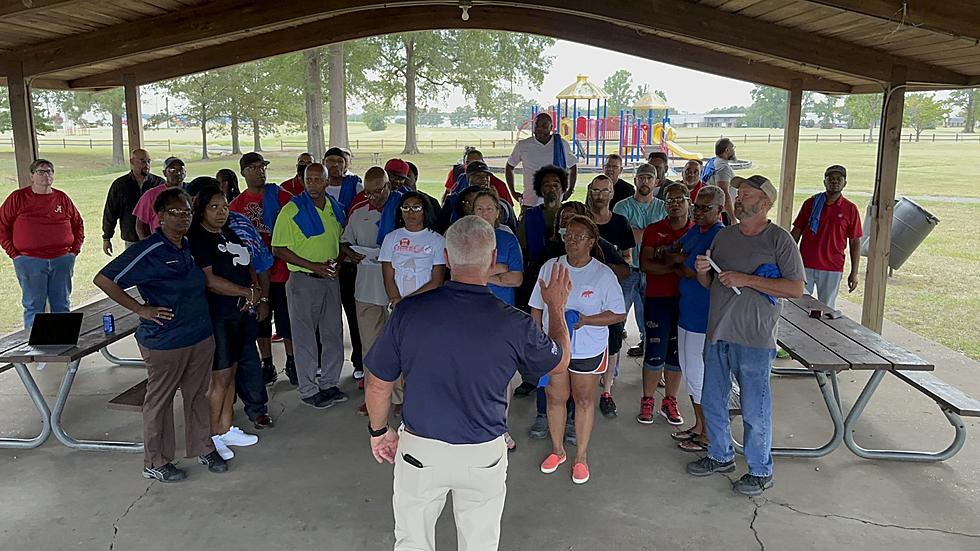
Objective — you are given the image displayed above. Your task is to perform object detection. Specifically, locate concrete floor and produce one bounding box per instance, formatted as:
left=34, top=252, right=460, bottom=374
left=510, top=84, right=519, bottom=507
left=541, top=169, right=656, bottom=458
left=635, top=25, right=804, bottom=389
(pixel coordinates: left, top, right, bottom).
left=1, top=300, right=979, bottom=550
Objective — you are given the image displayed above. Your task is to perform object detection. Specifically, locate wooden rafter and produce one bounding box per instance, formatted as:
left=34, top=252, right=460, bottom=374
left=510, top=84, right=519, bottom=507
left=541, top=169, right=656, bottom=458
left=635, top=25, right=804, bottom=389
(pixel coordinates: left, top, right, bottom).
left=805, top=0, right=980, bottom=42
left=0, top=0, right=85, bottom=18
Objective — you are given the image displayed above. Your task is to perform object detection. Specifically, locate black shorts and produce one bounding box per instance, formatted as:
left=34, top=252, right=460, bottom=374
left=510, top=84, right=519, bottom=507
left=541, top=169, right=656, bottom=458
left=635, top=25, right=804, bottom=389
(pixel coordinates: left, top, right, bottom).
left=257, top=281, right=291, bottom=339
left=607, top=321, right=625, bottom=355
left=212, top=313, right=258, bottom=371
left=568, top=350, right=609, bottom=375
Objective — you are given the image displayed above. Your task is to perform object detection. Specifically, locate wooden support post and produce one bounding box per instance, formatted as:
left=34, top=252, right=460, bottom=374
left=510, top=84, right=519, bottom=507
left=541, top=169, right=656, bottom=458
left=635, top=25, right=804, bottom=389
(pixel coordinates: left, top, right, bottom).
left=861, top=66, right=907, bottom=334
left=6, top=62, right=38, bottom=188
left=777, top=80, right=803, bottom=230
left=123, top=74, right=144, bottom=153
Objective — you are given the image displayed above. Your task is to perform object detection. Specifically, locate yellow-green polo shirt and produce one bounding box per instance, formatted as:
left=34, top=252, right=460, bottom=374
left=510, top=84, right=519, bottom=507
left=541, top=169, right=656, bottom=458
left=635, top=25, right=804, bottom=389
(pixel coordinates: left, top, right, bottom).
left=270, top=201, right=342, bottom=272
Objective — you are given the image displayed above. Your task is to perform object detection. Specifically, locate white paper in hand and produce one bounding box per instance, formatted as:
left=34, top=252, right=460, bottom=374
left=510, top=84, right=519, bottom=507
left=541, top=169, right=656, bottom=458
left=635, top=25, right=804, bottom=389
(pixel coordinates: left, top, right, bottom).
left=350, top=245, right=380, bottom=265
left=706, top=249, right=741, bottom=295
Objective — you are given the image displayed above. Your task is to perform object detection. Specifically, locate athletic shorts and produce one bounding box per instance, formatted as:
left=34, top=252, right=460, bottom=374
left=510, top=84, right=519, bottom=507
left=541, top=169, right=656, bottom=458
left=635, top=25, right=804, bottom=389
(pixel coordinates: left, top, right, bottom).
left=212, top=313, right=258, bottom=371
left=643, top=296, right=681, bottom=372
left=257, top=281, right=291, bottom=339
left=568, top=349, right=609, bottom=375
left=607, top=321, right=625, bottom=355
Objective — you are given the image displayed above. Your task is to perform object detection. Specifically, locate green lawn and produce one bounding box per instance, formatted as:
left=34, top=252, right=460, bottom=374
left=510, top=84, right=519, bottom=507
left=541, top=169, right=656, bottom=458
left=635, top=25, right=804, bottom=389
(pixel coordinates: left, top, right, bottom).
left=1, top=125, right=978, bottom=359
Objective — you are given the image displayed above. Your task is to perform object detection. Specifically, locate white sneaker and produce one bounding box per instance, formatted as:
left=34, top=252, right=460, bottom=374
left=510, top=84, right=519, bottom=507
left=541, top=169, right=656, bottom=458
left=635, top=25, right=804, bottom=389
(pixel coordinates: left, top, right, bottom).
left=221, top=426, right=258, bottom=447
left=211, top=435, right=234, bottom=460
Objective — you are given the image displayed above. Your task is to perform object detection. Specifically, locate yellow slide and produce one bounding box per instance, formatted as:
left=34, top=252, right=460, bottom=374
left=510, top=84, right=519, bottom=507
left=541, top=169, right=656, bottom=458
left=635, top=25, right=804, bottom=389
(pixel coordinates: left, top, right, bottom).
left=650, top=122, right=703, bottom=160
left=665, top=140, right=702, bottom=160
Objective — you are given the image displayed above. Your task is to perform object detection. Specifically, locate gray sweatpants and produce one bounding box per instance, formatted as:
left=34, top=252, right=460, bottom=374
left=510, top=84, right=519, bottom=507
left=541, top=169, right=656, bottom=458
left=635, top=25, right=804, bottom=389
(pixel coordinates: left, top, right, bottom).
left=286, top=272, right=344, bottom=399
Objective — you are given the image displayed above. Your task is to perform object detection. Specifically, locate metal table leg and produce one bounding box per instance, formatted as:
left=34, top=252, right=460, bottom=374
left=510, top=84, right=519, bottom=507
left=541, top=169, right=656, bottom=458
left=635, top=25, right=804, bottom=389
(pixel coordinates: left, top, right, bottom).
left=733, top=370, right=845, bottom=458
left=843, top=370, right=966, bottom=462
left=0, top=363, right=52, bottom=449
left=100, top=345, right=145, bottom=367
left=772, top=366, right=812, bottom=376
left=50, top=360, right=143, bottom=453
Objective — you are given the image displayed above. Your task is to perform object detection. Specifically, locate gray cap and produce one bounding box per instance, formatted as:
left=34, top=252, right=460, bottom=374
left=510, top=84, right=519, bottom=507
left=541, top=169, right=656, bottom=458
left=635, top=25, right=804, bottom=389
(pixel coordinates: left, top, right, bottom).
left=635, top=163, right=657, bottom=177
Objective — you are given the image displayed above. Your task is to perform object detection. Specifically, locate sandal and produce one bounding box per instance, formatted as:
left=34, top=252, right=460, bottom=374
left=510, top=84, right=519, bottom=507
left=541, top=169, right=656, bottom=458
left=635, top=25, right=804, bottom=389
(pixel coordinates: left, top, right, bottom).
left=678, top=437, right=709, bottom=453
left=670, top=428, right=700, bottom=442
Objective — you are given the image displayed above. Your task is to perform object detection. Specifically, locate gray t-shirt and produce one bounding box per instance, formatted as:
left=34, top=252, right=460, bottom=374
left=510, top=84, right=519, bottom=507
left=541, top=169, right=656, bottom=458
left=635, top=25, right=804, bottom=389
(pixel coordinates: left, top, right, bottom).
left=706, top=222, right=805, bottom=349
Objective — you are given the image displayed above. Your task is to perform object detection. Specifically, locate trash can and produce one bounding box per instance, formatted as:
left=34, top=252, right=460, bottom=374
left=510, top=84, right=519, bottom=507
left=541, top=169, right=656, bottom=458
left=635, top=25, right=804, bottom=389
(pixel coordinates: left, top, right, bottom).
left=860, top=197, right=940, bottom=270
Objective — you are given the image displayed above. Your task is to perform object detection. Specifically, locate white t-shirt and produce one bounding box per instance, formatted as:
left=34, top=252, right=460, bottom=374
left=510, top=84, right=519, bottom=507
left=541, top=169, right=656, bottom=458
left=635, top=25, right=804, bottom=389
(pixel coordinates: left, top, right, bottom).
left=529, top=256, right=626, bottom=359
left=341, top=202, right=387, bottom=306
left=326, top=180, right=364, bottom=202
left=379, top=227, right=447, bottom=298
left=507, top=135, right=577, bottom=207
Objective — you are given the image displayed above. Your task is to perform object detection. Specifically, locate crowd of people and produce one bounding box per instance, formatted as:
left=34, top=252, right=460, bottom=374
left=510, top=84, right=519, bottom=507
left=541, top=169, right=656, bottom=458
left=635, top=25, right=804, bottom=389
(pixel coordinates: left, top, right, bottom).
left=0, top=111, right=866, bottom=550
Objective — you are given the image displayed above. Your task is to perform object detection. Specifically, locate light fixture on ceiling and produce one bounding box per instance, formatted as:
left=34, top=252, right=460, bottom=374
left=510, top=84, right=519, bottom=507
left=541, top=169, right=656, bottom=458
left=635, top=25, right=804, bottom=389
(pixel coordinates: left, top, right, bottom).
left=459, top=0, right=472, bottom=21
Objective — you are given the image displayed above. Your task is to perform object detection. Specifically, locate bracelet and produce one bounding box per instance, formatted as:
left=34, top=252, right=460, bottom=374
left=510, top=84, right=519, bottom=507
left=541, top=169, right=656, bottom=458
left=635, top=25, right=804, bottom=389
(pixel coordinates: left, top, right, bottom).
left=258, top=297, right=269, bottom=304
left=369, top=423, right=389, bottom=437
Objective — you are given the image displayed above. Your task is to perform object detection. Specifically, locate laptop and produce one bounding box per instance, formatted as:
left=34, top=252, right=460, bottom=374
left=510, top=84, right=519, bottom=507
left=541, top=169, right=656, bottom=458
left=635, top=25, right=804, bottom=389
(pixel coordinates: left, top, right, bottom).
left=16, top=313, right=84, bottom=356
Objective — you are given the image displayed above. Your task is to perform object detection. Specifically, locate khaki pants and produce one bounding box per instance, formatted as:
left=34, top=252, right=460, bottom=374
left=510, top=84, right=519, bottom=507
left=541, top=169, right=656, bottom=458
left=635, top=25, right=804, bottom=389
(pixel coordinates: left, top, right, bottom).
left=356, top=300, right=404, bottom=404
left=393, top=427, right=508, bottom=551
left=139, top=336, right=216, bottom=469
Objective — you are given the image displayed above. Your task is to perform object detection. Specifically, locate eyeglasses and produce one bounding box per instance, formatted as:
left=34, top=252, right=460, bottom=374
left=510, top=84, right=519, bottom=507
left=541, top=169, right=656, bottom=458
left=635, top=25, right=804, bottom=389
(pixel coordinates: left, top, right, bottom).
left=364, top=186, right=388, bottom=199
left=165, top=208, right=192, bottom=218
left=692, top=204, right=716, bottom=212
left=563, top=232, right=593, bottom=243
left=589, top=188, right=611, bottom=195
left=399, top=205, right=424, bottom=213
left=665, top=197, right=688, bottom=205
left=165, top=166, right=185, bottom=173
left=33, top=168, right=55, bottom=175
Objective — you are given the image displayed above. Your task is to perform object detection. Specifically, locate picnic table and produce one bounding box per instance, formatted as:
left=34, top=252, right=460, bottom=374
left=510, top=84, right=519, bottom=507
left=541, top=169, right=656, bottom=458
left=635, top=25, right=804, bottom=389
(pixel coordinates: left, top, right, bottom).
left=0, top=290, right=145, bottom=453
left=730, top=294, right=980, bottom=462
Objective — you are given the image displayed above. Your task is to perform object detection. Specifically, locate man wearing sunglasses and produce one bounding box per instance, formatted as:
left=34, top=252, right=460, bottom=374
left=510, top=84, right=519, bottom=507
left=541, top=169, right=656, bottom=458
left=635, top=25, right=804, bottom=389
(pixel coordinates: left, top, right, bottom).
left=133, top=156, right=186, bottom=240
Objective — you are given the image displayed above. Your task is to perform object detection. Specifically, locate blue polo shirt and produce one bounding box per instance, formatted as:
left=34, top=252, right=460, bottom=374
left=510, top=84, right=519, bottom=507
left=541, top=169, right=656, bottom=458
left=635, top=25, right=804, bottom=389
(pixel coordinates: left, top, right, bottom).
left=489, top=228, right=523, bottom=306
left=366, top=281, right=563, bottom=445
left=99, top=230, right=213, bottom=350
left=677, top=222, right=725, bottom=333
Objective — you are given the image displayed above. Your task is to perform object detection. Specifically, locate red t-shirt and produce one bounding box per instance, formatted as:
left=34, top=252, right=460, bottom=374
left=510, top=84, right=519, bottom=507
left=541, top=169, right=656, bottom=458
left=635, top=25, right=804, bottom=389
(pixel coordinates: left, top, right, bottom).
left=792, top=195, right=862, bottom=272
left=281, top=175, right=304, bottom=197
left=641, top=218, right=694, bottom=298
left=229, top=186, right=294, bottom=283
left=0, top=187, right=84, bottom=259
left=688, top=181, right=705, bottom=203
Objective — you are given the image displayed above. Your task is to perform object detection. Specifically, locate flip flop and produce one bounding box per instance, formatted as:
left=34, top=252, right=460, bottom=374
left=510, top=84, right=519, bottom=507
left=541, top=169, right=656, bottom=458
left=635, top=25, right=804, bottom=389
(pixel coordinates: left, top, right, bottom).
left=670, top=428, right=700, bottom=442
left=678, top=438, right=709, bottom=453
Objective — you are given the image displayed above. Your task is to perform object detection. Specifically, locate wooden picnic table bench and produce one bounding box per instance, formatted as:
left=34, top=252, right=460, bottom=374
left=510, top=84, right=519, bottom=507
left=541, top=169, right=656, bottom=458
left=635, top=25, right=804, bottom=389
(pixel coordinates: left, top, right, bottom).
left=729, top=294, right=980, bottom=463
left=0, top=289, right=146, bottom=453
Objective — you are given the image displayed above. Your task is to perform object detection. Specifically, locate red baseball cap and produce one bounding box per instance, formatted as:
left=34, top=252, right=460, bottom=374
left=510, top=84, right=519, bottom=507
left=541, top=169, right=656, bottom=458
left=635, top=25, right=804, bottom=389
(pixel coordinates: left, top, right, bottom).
left=384, top=158, right=410, bottom=178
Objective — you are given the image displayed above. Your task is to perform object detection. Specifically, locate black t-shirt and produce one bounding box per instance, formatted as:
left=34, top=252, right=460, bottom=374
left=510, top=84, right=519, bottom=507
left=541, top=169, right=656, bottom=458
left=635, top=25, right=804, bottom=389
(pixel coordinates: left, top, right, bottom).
left=189, top=225, right=253, bottom=319
left=610, top=178, right=635, bottom=210
left=597, top=212, right=636, bottom=252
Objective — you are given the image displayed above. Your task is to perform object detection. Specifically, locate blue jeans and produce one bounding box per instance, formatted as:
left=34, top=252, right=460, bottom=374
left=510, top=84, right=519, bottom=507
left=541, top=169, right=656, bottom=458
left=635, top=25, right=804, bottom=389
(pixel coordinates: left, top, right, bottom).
left=804, top=268, right=843, bottom=309
left=13, top=254, right=75, bottom=329
left=702, top=340, right=776, bottom=477
left=221, top=314, right=267, bottom=419
left=620, top=269, right=645, bottom=341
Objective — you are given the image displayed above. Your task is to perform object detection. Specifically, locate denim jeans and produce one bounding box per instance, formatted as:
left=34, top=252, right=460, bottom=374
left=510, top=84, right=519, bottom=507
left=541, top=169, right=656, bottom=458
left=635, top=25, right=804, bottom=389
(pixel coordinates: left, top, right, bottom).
left=804, top=268, right=843, bottom=309
left=226, top=314, right=267, bottom=419
left=13, top=254, right=75, bottom=329
left=702, top=340, right=776, bottom=477
left=620, top=269, right=645, bottom=341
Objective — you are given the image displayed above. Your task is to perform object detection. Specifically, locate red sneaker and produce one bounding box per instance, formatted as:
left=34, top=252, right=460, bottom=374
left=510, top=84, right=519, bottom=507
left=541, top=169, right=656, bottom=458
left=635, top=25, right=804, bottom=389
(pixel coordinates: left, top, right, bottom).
left=540, top=453, right=566, bottom=474
left=572, top=462, right=590, bottom=484
left=660, top=395, right=684, bottom=426
left=271, top=333, right=284, bottom=343
left=636, top=396, right=655, bottom=424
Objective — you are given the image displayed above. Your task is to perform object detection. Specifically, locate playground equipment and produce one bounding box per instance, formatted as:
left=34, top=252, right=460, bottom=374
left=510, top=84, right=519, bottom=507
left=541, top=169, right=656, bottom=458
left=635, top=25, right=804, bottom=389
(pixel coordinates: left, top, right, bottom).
left=525, top=75, right=705, bottom=168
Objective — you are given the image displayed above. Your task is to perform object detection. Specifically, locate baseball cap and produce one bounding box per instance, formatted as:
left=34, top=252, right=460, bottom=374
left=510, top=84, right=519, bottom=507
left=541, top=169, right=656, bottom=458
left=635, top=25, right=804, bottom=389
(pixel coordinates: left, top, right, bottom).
left=824, top=164, right=847, bottom=178
left=384, top=158, right=410, bottom=178
left=324, top=146, right=346, bottom=159
left=731, top=175, right=777, bottom=202
left=465, top=160, right=492, bottom=176
left=635, top=163, right=657, bottom=177
left=163, top=156, right=184, bottom=170
left=186, top=176, right=221, bottom=198
left=239, top=152, right=269, bottom=171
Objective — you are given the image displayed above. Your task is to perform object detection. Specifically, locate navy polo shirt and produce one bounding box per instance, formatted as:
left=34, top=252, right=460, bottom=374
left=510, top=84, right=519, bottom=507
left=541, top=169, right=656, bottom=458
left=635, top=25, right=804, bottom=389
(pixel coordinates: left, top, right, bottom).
left=366, top=281, right=563, bottom=445
left=99, top=230, right=213, bottom=350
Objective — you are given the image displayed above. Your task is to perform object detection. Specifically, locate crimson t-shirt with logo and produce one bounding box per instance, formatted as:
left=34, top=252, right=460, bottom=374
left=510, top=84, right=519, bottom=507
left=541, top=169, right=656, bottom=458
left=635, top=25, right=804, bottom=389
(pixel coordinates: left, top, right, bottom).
left=792, top=195, right=862, bottom=272
left=641, top=218, right=695, bottom=298
left=228, top=186, right=294, bottom=283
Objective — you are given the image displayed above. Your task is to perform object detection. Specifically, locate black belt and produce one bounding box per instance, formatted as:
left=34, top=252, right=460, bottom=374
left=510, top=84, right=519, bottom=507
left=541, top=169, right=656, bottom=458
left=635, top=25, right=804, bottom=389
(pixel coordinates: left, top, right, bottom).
left=303, top=272, right=325, bottom=279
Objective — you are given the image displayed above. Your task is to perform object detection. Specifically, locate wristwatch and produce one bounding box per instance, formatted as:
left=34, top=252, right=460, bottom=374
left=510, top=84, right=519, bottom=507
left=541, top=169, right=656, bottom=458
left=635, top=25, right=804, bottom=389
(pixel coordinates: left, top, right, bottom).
left=369, top=423, right=389, bottom=437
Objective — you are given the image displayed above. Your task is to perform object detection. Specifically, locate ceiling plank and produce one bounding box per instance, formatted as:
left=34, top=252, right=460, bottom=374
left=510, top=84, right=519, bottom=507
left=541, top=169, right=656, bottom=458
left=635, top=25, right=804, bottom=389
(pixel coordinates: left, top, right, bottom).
left=804, top=0, right=980, bottom=42
left=65, top=4, right=853, bottom=93
left=0, top=0, right=86, bottom=18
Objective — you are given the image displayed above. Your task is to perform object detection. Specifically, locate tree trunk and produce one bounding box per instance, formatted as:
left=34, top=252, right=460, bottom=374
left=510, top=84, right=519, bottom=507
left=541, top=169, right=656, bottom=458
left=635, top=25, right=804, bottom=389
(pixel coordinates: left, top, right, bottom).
left=914, top=127, right=922, bottom=142
left=963, top=90, right=975, bottom=134
left=111, top=111, right=125, bottom=166
left=252, top=118, right=262, bottom=152
left=230, top=107, right=242, bottom=154
left=328, top=43, right=349, bottom=150
left=401, top=36, right=421, bottom=155
left=304, top=48, right=326, bottom=159
left=201, top=119, right=209, bottom=160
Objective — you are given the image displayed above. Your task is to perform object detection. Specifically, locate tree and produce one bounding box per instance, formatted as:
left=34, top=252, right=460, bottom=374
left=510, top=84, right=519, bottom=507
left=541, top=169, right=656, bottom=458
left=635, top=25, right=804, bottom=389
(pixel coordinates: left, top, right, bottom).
left=58, top=89, right=127, bottom=165
left=490, top=92, right=536, bottom=131
left=812, top=94, right=839, bottom=129
left=303, top=48, right=326, bottom=158
left=362, top=102, right=389, bottom=131
left=843, top=93, right=881, bottom=141
left=903, top=93, right=948, bottom=141
left=946, top=88, right=979, bottom=133
left=603, top=70, right=636, bottom=114
left=745, top=85, right=787, bottom=128
left=418, top=107, right=444, bottom=126
left=707, top=105, right=747, bottom=114
left=359, top=31, right=554, bottom=154
left=163, top=71, right=229, bottom=159
left=449, top=105, right=476, bottom=127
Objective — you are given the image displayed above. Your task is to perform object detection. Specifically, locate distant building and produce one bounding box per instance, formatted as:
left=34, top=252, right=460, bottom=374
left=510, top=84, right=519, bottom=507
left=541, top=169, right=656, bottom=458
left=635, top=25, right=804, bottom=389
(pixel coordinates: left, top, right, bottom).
left=702, top=113, right=746, bottom=128
left=945, top=115, right=965, bottom=128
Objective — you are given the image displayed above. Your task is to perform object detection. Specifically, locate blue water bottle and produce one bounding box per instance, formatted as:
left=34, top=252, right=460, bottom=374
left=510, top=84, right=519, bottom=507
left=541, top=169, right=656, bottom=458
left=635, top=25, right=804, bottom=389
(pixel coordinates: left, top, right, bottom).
left=103, top=313, right=115, bottom=334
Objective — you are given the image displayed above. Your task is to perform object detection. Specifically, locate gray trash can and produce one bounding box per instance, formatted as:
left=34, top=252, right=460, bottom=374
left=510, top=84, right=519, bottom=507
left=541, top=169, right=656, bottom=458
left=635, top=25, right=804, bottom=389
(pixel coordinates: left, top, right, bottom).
left=860, top=197, right=940, bottom=270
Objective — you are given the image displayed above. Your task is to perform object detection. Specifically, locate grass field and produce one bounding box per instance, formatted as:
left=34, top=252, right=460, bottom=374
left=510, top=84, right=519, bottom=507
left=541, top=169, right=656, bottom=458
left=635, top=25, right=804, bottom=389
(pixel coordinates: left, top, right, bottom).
left=1, top=124, right=978, bottom=360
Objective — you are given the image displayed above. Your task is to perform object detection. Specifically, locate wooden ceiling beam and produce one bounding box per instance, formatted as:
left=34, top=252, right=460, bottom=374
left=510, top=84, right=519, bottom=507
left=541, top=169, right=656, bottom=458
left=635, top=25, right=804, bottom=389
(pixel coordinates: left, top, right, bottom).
left=804, top=0, right=980, bottom=42
left=65, top=5, right=853, bottom=93
left=0, top=0, right=85, bottom=18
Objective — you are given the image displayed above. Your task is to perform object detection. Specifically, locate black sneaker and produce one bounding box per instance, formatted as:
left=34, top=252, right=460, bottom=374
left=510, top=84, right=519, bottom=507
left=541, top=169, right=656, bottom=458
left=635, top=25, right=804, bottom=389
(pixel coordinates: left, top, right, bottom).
left=318, top=386, right=348, bottom=408
left=142, top=463, right=186, bottom=482
left=284, top=358, right=298, bottom=386
left=513, top=381, right=536, bottom=397
left=733, top=473, right=773, bottom=496
left=199, top=451, right=228, bottom=473
left=686, top=456, right=736, bottom=477
left=626, top=343, right=644, bottom=357
left=262, top=362, right=278, bottom=387
left=301, top=394, right=330, bottom=409
left=599, top=392, right=617, bottom=418
left=528, top=414, right=549, bottom=439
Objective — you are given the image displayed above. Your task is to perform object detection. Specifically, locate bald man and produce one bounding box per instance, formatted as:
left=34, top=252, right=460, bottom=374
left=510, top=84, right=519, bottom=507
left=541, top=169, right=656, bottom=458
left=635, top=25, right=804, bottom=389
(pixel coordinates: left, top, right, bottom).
left=102, top=149, right=166, bottom=255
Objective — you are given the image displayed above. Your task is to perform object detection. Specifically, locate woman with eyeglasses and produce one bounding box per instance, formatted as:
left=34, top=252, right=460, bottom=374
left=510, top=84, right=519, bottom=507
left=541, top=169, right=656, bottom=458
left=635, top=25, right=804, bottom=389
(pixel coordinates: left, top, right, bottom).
left=379, top=191, right=446, bottom=311
left=95, top=187, right=227, bottom=482
left=188, top=184, right=269, bottom=461
left=530, top=214, right=627, bottom=485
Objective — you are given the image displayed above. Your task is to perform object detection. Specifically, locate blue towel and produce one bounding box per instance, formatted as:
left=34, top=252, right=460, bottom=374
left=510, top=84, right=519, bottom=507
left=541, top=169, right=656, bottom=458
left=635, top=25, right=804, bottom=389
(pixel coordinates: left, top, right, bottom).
left=700, top=157, right=717, bottom=184
left=808, top=192, right=827, bottom=235
left=338, top=174, right=361, bottom=212
left=261, top=184, right=283, bottom=233
left=290, top=192, right=347, bottom=238
left=228, top=211, right=273, bottom=273
left=752, top=263, right=783, bottom=305
left=538, top=309, right=581, bottom=387
left=524, top=205, right=547, bottom=263
left=552, top=133, right=566, bottom=168
left=450, top=173, right=468, bottom=195
left=375, top=189, right=406, bottom=245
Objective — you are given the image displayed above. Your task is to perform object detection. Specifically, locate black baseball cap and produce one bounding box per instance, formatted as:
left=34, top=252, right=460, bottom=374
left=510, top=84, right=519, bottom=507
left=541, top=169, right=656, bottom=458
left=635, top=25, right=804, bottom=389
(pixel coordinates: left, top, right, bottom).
left=465, top=160, right=492, bottom=176
left=239, top=152, right=269, bottom=171
left=163, top=156, right=184, bottom=170
left=324, top=146, right=346, bottom=159
left=824, top=165, right=847, bottom=178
